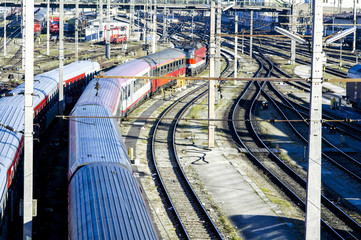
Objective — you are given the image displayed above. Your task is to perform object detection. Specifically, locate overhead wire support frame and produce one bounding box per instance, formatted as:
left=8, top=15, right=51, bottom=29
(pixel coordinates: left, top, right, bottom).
left=56, top=115, right=361, bottom=123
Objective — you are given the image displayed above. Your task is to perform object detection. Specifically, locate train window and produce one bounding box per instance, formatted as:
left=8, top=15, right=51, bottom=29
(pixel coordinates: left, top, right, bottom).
left=128, top=85, right=130, bottom=97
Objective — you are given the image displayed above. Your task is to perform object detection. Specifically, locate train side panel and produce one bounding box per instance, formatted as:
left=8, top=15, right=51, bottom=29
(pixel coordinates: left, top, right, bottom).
left=74, top=59, right=150, bottom=116
left=346, top=64, right=361, bottom=108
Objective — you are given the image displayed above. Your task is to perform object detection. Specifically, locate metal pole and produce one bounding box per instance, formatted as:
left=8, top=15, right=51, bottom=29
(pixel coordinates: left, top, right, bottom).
left=99, top=0, right=103, bottom=39
left=208, top=1, right=216, bottom=148
left=242, top=29, right=244, bottom=54
left=23, top=0, right=34, bottom=237
left=46, top=0, right=50, bottom=55
left=215, top=0, right=221, bottom=78
left=234, top=13, right=238, bottom=83
left=143, top=4, right=146, bottom=43
left=151, top=0, right=157, bottom=53
left=305, top=0, right=323, bottom=238
left=339, top=40, right=343, bottom=67
left=162, top=7, right=167, bottom=42
left=191, top=10, right=194, bottom=39
left=353, top=0, right=356, bottom=53
left=106, top=0, right=110, bottom=59
left=3, top=2, right=6, bottom=57
left=250, top=10, right=253, bottom=57
left=290, top=0, right=296, bottom=65
left=59, top=0, right=64, bottom=117
left=22, top=1, right=25, bottom=70
left=75, top=0, right=79, bottom=61
left=129, top=0, right=134, bottom=39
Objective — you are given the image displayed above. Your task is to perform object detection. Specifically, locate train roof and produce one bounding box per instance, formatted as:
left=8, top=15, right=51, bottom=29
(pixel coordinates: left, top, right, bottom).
left=347, top=64, right=361, bottom=78
left=68, top=105, right=131, bottom=177
left=74, top=59, right=150, bottom=114
left=177, top=41, right=205, bottom=50
left=140, top=48, right=185, bottom=69
left=69, top=163, right=157, bottom=240
left=34, top=8, right=47, bottom=23
left=0, top=106, right=24, bottom=170
left=0, top=60, right=99, bottom=173
left=0, top=61, right=100, bottom=108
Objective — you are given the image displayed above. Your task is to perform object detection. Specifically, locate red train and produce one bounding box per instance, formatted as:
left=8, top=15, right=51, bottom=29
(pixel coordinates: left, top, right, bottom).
left=34, top=8, right=47, bottom=33
left=50, top=16, right=59, bottom=33
left=177, top=41, right=207, bottom=76
left=103, top=26, right=127, bottom=44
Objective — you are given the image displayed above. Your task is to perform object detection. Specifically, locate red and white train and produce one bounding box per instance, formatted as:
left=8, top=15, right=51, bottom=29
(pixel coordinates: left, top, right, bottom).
left=68, top=44, right=207, bottom=238
left=0, top=61, right=100, bottom=228
left=177, top=41, right=207, bottom=76
left=0, top=42, right=206, bottom=236
left=103, top=26, right=128, bottom=44
left=34, top=8, right=47, bottom=34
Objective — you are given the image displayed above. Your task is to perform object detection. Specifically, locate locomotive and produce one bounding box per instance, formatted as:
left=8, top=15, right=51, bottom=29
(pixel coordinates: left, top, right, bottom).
left=346, top=64, right=361, bottom=109
left=34, top=8, right=47, bottom=34
left=177, top=41, right=207, bottom=76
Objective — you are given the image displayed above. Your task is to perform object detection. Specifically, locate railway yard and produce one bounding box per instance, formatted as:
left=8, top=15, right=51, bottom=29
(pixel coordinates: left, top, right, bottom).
left=1, top=2, right=361, bottom=240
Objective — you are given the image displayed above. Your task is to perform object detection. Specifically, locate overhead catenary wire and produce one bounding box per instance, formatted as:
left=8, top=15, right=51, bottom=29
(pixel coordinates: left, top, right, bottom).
left=56, top=115, right=361, bottom=123
left=95, top=75, right=360, bottom=82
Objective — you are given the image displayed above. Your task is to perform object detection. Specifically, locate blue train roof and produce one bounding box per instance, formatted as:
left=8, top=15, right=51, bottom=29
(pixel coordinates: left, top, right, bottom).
left=69, top=163, right=158, bottom=240
left=347, top=64, right=361, bottom=78
left=68, top=105, right=131, bottom=176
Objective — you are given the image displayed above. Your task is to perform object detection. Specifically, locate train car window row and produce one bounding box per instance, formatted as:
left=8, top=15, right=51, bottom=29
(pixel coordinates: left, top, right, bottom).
left=134, top=78, right=146, bottom=92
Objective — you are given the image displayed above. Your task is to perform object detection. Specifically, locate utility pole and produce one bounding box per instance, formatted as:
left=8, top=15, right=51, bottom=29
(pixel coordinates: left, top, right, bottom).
left=46, top=0, right=50, bottom=55
left=208, top=1, right=215, bottom=148
left=234, top=13, right=238, bottom=83
left=3, top=1, right=6, bottom=57
left=59, top=0, right=64, bottom=119
left=353, top=0, right=356, bottom=53
left=242, top=29, right=244, bottom=54
left=99, top=0, right=103, bottom=39
left=162, top=7, right=167, bottom=42
left=339, top=39, right=343, bottom=67
left=75, top=0, right=79, bottom=61
left=23, top=0, right=34, bottom=237
left=191, top=10, right=194, bottom=39
left=129, top=0, right=134, bottom=39
left=215, top=0, right=221, bottom=78
left=152, top=0, right=157, bottom=53
left=305, top=0, right=323, bottom=238
left=106, top=0, right=110, bottom=59
left=250, top=10, right=253, bottom=57
left=143, top=4, right=147, bottom=44
left=290, top=0, right=296, bottom=65
left=22, top=0, right=25, bottom=70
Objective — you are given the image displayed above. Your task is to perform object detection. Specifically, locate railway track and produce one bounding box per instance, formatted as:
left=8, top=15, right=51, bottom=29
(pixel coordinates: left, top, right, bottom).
left=150, top=48, right=236, bottom=239
left=230, top=46, right=361, bottom=238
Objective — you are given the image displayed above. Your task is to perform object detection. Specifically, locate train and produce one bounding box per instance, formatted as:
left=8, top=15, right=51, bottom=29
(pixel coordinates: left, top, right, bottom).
left=177, top=41, right=207, bottom=76
left=103, top=26, right=128, bottom=44
left=0, top=61, right=100, bottom=230
left=8, top=8, right=47, bottom=34
left=68, top=44, right=207, bottom=238
left=346, top=64, right=361, bottom=109
left=0, top=40, right=205, bottom=236
left=50, top=16, right=59, bottom=33
left=34, top=8, right=47, bottom=34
